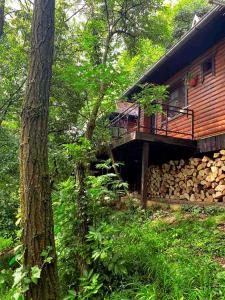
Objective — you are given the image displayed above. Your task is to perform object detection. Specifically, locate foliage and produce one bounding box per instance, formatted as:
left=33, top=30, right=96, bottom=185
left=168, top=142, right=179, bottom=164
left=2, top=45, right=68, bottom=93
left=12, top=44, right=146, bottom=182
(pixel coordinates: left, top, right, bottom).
left=10, top=243, right=55, bottom=300
left=0, top=0, right=173, bottom=247
left=0, top=237, right=12, bottom=253
left=0, top=126, right=19, bottom=238
left=53, top=161, right=128, bottom=295
left=56, top=207, right=225, bottom=299
left=0, top=238, right=13, bottom=299
left=98, top=209, right=225, bottom=299
left=78, top=270, right=103, bottom=300
left=172, top=0, right=211, bottom=42
left=133, top=83, right=169, bottom=115
left=2, top=208, right=225, bottom=299
left=181, top=204, right=225, bottom=216
left=1, top=1, right=224, bottom=299
left=64, top=138, right=96, bottom=165
left=118, top=39, right=166, bottom=84
left=0, top=269, right=14, bottom=300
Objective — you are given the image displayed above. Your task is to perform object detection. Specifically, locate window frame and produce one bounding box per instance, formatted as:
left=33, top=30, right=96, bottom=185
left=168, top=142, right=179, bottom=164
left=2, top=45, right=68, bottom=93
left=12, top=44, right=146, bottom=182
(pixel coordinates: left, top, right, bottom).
left=201, top=55, right=215, bottom=82
left=161, top=78, right=188, bottom=126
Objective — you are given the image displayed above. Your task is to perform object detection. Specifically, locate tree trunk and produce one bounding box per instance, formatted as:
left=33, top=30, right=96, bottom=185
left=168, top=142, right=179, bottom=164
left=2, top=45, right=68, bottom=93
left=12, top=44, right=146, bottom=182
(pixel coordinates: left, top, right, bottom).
left=20, top=0, right=59, bottom=299
left=85, top=97, right=102, bottom=140
left=0, top=0, right=5, bottom=38
left=74, top=24, right=112, bottom=276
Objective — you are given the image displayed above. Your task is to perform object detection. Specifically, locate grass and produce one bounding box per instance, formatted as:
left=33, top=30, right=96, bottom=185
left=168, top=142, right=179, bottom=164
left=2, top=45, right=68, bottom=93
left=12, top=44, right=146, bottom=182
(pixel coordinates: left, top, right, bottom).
left=0, top=208, right=225, bottom=299
left=104, top=208, right=225, bottom=299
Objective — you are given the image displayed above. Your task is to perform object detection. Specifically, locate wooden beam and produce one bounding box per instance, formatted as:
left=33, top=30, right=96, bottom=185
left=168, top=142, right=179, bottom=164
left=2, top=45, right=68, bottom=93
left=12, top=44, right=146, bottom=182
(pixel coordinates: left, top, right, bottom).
left=111, top=132, right=136, bottom=149
left=141, top=142, right=149, bottom=209
left=135, top=132, right=196, bottom=148
left=111, top=131, right=196, bottom=150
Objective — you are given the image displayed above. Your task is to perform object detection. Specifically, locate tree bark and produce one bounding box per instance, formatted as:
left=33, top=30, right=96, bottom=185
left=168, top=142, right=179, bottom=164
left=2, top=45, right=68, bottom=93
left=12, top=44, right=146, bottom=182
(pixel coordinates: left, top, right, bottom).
left=0, top=0, right=5, bottom=38
left=20, top=0, right=59, bottom=299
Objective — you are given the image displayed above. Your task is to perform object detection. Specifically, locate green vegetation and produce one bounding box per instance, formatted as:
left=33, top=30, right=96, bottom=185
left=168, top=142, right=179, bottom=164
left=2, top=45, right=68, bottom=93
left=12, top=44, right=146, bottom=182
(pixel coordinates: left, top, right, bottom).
left=0, top=237, right=12, bottom=253
left=0, top=0, right=223, bottom=298
left=1, top=207, right=225, bottom=299
left=172, top=0, right=211, bottom=42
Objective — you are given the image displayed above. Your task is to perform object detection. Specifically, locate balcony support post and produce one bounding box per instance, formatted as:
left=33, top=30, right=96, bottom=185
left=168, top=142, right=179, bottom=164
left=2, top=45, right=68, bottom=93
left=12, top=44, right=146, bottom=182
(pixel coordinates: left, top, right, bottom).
left=192, top=111, right=194, bottom=140
left=137, top=106, right=141, bottom=132
left=141, top=142, right=149, bottom=209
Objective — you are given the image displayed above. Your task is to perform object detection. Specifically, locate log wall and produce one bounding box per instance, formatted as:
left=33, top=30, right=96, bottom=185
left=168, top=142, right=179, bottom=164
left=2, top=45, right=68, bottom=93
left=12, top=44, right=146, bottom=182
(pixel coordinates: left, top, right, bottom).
left=146, top=150, right=225, bottom=203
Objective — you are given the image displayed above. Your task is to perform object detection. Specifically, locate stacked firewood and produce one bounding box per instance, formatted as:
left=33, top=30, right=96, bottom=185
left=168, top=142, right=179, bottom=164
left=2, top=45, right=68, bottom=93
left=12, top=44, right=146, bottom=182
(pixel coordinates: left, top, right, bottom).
left=146, top=150, right=225, bottom=203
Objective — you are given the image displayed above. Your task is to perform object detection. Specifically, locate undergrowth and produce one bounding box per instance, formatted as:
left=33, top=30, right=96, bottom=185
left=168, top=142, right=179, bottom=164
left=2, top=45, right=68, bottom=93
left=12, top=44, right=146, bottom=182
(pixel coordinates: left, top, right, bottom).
left=1, top=208, right=225, bottom=299
left=93, top=209, right=225, bottom=299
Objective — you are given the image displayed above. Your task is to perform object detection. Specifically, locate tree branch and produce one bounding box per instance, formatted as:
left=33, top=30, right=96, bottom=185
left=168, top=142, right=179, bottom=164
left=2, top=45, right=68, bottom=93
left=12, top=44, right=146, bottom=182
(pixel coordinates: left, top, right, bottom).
left=0, top=79, right=26, bottom=125
left=65, top=4, right=86, bottom=23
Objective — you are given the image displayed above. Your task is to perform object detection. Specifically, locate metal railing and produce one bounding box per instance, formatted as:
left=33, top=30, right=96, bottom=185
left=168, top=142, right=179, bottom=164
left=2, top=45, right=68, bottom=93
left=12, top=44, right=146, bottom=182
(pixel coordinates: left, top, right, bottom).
left=110, top=102, right=194, bottom=140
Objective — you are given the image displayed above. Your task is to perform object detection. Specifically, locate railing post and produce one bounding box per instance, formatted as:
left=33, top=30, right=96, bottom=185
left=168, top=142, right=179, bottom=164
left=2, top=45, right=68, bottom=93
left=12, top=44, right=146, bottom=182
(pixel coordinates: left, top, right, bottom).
left=166, top=106, right=168, bottom=136
left=141, top=142, right=149, bottom=209
left=192, top=110, right=194, bottom=140
left=137, top=105, right=141, bottom=132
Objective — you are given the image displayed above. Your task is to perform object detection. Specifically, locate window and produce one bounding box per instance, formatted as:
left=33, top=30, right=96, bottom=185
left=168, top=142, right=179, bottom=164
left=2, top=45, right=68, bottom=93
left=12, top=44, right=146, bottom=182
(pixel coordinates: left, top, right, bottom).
left=161, top=80, right=187, bottom=123
left=201, top=56, right=215, bottom=80
left=170, top=83, right=186, bottom=108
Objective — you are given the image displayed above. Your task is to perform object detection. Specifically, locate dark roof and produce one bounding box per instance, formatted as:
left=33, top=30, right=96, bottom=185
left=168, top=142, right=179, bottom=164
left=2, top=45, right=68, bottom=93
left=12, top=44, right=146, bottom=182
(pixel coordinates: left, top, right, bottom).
left=123, top=5, right=225, bottom=99
left=116, top=101, right=138, bottom=116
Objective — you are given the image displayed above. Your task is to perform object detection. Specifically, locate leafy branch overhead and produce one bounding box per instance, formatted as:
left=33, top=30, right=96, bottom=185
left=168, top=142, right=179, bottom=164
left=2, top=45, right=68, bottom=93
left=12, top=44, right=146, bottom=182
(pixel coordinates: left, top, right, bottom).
left=133, top=83, right=169, bottom=114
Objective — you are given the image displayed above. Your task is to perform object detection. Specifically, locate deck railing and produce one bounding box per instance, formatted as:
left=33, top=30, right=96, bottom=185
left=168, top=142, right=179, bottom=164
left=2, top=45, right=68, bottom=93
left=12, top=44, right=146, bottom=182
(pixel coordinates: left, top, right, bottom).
left=110, top=102, right=194, bottom=140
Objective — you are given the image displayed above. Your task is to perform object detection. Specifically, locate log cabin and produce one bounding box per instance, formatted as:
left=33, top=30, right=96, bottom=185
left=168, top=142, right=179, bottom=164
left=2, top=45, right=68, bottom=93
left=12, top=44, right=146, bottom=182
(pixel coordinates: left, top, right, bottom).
left=109, top=5, right=225, bottom=207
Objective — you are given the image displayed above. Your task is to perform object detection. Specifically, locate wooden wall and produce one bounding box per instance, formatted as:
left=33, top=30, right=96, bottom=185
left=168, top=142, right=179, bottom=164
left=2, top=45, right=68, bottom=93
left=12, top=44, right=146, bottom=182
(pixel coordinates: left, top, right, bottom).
left=155, top=37, right=225, bottom=141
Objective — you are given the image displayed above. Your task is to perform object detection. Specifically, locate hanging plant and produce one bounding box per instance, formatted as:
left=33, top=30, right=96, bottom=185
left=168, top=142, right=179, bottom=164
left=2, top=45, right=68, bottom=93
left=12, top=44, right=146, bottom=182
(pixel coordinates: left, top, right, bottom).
left=187, top=72, right=199, bottom=87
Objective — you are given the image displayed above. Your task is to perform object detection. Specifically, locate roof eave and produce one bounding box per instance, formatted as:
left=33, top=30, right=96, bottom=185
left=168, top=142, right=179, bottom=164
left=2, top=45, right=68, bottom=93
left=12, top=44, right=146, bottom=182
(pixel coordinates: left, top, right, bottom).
left=123, top=5, right=223, bottom=99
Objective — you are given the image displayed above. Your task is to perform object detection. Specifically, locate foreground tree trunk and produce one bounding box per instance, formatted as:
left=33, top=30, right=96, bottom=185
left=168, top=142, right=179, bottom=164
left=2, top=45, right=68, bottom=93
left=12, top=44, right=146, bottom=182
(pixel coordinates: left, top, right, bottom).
left=20, top=0, right=59, bottom=299
left=0, top=0, right=5, bottom=38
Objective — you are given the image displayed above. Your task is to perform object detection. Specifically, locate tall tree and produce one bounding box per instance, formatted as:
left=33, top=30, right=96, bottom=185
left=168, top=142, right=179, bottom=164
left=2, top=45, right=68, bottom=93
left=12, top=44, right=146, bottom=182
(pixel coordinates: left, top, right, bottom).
left=172, top=0, right=211, bottom=42
left=20, top=0, right=59, bottom=298
left=60, top=0, right=171, bottom=276
left=0, top=0, right=5, bottom=38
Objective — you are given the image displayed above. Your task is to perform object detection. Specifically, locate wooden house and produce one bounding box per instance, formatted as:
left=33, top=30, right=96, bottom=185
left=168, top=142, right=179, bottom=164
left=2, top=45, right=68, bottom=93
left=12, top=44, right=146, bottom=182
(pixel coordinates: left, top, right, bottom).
left=110, top=5, right=225, bottom=206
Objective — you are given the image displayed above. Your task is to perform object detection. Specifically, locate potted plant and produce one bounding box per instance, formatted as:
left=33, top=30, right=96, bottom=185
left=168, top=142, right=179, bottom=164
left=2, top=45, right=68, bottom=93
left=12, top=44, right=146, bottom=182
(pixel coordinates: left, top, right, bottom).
left=187, top=72, right=198, bottom=87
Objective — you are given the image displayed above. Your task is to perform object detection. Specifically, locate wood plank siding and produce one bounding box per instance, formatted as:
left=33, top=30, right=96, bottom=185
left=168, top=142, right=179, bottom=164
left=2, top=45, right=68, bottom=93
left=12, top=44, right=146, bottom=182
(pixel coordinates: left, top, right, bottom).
left=155, top=37, right=225, bottom=141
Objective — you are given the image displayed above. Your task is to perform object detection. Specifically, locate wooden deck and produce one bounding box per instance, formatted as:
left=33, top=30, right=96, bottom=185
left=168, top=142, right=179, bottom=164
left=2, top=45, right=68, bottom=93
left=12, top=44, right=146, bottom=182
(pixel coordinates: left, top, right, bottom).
left=111, top=131, right=197, bottom=209
left=111, top=131, right=197, bottom=150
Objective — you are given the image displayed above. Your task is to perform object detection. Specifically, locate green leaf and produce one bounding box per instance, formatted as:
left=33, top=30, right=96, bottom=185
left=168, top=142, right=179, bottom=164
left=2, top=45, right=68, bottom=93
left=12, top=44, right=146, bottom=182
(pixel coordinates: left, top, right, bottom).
left=9, top=256, right=17, bottom=266
left=13, top=291, right=23, bottom=300
left=40, top=250, right=48, bottom=258
left=44, top=256, right=53, bottom=264
left=13, top=266, right=25, bottom=287
left=63, top=289, right=76, bottom=300
left=31, top=266, right=41, bottom=284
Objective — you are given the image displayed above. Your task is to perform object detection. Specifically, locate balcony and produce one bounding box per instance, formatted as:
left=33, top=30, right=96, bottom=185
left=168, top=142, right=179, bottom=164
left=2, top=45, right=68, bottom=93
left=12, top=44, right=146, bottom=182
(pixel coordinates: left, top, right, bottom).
left=110, top=102, right=194, bottom=145
left=109, top=102, right=196, bottom=207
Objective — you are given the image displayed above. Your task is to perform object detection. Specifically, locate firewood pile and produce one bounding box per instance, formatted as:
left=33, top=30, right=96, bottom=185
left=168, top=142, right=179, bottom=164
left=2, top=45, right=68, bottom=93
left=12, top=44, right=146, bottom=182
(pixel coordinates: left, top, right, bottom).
left=146, top=150, right=225, bottom=203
